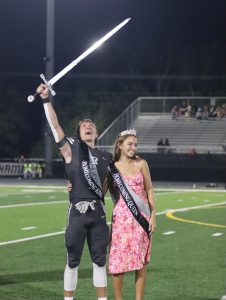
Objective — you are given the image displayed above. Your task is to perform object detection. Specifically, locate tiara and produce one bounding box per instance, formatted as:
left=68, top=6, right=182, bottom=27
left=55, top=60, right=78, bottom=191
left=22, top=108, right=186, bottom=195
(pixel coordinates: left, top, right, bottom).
left=120, top=128, right=137, bottom=137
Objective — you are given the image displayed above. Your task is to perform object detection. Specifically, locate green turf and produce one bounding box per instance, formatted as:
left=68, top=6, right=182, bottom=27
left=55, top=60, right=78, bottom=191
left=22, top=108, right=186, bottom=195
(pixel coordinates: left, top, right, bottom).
left=0, top=184, right=225, bottom=299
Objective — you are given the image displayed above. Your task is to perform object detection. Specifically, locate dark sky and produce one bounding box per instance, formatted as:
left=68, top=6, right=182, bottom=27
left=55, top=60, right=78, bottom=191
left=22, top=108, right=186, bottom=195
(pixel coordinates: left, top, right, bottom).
left=1, top=0, right=226, bottom=76
left=0, top=0, right=226, bottom=158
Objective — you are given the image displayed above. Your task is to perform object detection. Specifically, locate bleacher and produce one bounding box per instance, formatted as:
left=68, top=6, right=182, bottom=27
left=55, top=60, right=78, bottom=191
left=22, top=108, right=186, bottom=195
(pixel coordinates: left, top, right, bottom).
left=98, top=96, right=226, bottom=181
left=98, top=96, right=226, bottom=154
left=132, top=113, right=226, bottom=153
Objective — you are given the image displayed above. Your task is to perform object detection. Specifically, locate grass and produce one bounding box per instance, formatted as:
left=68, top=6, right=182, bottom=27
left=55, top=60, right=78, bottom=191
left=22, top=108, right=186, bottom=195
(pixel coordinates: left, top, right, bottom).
left=0, top=183, right=225, bottom=299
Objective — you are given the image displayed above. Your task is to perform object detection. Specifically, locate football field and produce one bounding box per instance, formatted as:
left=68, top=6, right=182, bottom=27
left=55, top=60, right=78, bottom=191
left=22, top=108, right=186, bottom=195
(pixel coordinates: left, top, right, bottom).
left=0, top=182, right=225, bottom=300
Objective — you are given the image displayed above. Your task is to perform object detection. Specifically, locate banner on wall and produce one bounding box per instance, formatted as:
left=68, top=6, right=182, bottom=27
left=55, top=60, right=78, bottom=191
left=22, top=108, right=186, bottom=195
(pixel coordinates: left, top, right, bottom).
left=0, top=163, right=24, bottom=176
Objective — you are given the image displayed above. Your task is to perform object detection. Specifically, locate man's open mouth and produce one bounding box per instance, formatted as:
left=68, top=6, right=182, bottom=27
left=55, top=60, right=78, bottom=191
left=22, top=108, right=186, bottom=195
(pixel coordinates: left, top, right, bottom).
left=85, top=131, right=92, bottom=135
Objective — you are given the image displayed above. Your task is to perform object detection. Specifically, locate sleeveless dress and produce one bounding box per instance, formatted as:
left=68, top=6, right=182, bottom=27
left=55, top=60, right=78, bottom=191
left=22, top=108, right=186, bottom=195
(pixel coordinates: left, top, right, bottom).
left=108, top=171, right=152, bottom=274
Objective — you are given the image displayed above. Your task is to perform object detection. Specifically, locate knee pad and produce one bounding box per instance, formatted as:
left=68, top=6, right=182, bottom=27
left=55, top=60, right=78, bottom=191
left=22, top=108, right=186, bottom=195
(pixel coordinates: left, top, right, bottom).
left=64, top=264, right=78, bottom=291
left=93, top=263, right=107, bottom=287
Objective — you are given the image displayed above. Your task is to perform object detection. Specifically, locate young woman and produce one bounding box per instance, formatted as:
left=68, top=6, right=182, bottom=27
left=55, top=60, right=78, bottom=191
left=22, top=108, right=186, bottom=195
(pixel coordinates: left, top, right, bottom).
left=107, top=129, right=156, bottom=300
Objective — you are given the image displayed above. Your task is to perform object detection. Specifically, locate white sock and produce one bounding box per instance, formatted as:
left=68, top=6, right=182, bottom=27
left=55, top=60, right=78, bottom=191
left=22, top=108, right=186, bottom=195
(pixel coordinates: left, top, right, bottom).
left=64, top=297, right=73, bottom=300
left=93, top=263, right=107, bottom=287
left=64, top=264, right=78, bottom=291
left=98, top=297, right=107, bottom=300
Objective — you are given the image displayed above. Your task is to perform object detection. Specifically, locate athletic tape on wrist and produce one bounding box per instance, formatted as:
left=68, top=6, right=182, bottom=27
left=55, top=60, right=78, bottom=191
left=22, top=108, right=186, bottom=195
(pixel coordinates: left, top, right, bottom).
left=43, top=97, right=51, bottom=103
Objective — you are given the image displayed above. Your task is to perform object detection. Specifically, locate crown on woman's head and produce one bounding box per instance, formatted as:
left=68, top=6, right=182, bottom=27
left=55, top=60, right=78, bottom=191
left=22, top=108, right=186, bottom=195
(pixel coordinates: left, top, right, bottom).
left=119, top=128, right=137, bottom=137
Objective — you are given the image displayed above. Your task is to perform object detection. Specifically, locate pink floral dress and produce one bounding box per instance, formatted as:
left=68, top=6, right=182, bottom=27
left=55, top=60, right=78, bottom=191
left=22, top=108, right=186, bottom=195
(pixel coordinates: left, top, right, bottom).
left=108, top=171, right=152, bottom=274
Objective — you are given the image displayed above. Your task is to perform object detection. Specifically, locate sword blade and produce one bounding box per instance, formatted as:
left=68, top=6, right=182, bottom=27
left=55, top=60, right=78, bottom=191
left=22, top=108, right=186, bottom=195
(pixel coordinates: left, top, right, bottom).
left=49, top=18, right=131, bottom=86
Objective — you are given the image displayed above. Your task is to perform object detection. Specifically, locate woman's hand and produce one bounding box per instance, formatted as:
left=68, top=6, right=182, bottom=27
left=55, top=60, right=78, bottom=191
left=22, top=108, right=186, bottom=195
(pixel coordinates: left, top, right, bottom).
left=67, top=181, right=72, bottom=193
left=149, top=213, right=156, bottom=234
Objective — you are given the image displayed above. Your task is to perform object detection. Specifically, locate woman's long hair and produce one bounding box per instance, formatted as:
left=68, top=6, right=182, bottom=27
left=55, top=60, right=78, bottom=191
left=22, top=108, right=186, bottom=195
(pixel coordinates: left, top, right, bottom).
left=113, top=134, right=137, bottom=162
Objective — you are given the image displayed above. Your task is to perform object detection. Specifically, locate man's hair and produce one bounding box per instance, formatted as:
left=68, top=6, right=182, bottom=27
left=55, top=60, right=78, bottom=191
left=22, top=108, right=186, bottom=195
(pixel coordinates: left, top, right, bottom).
left=75, top=119, right=96, bottom=139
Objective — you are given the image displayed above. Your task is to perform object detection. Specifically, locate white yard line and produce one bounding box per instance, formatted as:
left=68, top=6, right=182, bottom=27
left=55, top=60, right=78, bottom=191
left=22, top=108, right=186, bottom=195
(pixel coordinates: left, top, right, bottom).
left=211, top=233, right=223, bottom=237
left=162, top=231, right=176, bottom=235
left=0, top=200, right=67, bottom=209
left=159, top=201, right=226, bottom=214
left=0, top=231, right=64, bottom=246
left=0, top=201, right=226, bottom=247
left=0, top=184, right=66, bottom=189
left=0, top=197, right=112, bottom=209
left=21, top=226, right=37, bottom=231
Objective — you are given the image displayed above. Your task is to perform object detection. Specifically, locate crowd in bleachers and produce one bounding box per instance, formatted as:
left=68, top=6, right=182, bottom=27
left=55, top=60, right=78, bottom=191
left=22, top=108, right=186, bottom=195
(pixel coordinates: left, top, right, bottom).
left=171, top=102, right=226, bottom=120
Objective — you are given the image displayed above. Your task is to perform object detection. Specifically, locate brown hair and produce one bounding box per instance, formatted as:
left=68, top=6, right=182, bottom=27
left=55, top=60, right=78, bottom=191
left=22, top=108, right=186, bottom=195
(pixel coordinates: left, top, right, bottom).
left=107, top=133, right=138, bottom=202
left=75, top=119, right=97, bottom=139
left=113, top=134, right=137, bottom=162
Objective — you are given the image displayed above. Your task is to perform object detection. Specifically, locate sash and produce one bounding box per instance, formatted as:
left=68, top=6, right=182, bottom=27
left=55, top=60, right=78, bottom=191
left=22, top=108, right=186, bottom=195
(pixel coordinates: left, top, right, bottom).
left=108, top=162, right=151, bottom=238
left=79, top=139, right=105, bottom=207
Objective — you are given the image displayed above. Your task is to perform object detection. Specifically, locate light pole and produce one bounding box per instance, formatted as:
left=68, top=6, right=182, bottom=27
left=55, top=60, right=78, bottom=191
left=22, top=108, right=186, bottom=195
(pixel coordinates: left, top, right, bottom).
left=44, top=0, right=55, bottom=177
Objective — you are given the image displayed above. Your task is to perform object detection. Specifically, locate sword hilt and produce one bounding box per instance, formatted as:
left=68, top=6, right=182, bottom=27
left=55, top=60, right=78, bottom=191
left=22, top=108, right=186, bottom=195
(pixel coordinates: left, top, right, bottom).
left=27, top=74, right=56, bottom=102
left=27, top=92, right=39, bottom=102
left=40, top=74, right=56, bottom=96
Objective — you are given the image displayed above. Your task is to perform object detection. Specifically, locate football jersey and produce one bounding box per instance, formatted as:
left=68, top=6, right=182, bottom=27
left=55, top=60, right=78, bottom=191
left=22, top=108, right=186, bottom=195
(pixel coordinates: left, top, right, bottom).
left=65, top=137, right=112, bottom=204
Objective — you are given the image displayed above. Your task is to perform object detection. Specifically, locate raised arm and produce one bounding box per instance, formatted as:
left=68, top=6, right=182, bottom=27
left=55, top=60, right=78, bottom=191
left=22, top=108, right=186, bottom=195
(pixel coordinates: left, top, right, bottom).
left=140, top=159, right=156, bottom=232
left=36, top=84, right=72, bottom=163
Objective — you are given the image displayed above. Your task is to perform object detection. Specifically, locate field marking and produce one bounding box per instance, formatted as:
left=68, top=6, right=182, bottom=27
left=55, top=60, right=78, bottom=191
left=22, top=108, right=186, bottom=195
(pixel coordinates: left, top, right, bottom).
left=1, top=184, right=226, bottom=193
left=0, top=231, right=64, bottom=246
left=166, top=202, right=226, bottom=228
left=21, top=226, right=37, bottom=231
left=0, top=197, right=114, bottom=209
left=1, top=201, right=226, bottom=247
left=0, top=184, right=67, bottom=189
left=212, top=233, right=223, bottom=237
left=0, top=222, right=112, bottom=246
left=162, top=231, right=176, bottom=235
left=0, top=200, right=67, bottom=209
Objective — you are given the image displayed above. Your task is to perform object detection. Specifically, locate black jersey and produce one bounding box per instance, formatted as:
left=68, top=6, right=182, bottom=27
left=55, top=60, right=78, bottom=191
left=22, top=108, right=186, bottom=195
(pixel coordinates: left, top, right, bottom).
left=64, top=137, right=112, bottom=204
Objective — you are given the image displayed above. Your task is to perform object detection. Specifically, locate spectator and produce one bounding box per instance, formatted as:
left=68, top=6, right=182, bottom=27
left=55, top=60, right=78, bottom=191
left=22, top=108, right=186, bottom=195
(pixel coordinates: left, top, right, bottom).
left=195, top=107, right=202, bottom=120
left=202, top=105, right=209, bottom=120
left=171, top=106, right=179, bottom=119
left=164, top=138, right=170, bottom=147
left=157, top=138, right=164, bottom=153
left=189, top=147, right=198, bottom=157
left=23, top=162, right=34, bottom=179
left=164, top=138, right=171, bottom=154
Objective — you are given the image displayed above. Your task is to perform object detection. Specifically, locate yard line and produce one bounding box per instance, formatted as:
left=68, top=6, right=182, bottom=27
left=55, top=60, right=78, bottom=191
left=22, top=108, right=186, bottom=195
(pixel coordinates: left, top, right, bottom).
left=21, top=226, right=37, bottom=231
left=1, top=201, right=226, bottom=247
left=163, top=201, right=226, bottom=214
left=0, top=197, right=112, bottom=208
left=0, top=231, right=64, bottom=246
left=148, top=189, right=226, bottom=198
left=0, top=200, right=67, bottom=209
left=162, top=231, right=176, bottom=235
left=0, top=184, right=66, bottom=189
left=212, top=233, right=224, bottom=237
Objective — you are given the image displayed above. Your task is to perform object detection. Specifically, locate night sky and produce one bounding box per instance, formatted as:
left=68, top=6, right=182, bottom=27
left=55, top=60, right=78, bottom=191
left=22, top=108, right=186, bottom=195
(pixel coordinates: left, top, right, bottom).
left=0, top=0, right=226, bottom=158
left=1, top=0, right=226, bottom=76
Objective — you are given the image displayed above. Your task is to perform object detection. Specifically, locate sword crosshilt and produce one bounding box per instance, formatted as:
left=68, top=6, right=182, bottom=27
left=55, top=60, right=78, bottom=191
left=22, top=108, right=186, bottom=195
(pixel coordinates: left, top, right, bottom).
left=28, top=18, right=131, bottom=102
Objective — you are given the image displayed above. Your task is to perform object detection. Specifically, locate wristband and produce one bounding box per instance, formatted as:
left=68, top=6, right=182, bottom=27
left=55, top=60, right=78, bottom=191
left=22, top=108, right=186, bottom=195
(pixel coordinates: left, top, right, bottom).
left=57, top=136, right=68, bottom=149
left=43, top=97, right=51, bottom=104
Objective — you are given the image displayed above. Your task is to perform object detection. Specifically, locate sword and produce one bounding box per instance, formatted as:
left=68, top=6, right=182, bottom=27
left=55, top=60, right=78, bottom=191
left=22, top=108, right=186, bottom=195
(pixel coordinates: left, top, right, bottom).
left=28, top=18, right=131, bottom=102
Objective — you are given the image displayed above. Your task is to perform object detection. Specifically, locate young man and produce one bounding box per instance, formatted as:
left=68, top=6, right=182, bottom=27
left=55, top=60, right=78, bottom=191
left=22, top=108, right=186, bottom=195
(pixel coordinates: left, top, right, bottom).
left=36, top=84, right=112, bottom=300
